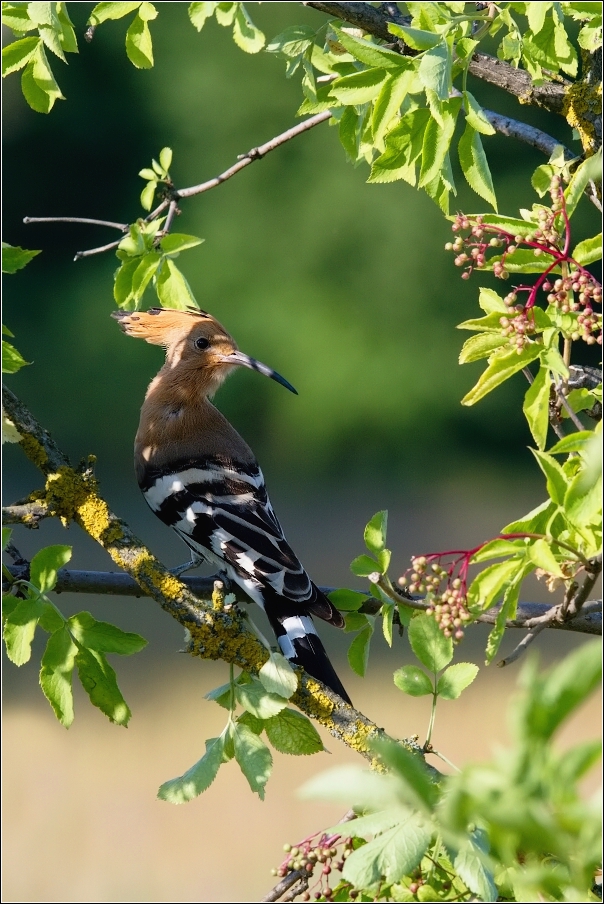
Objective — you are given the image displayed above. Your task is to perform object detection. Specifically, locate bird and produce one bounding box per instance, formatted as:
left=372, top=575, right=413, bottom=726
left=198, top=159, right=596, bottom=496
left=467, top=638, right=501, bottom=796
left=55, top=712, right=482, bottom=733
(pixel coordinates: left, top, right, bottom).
left=112, top=306, right=351, bottom=704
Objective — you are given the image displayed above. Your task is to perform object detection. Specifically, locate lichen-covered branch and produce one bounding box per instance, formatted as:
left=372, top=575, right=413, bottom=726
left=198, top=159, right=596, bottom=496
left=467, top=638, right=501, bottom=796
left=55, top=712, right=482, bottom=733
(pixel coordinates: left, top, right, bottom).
left=2, top=385, right=385, bottom=761
left=2, top=500, right=51, bottom=528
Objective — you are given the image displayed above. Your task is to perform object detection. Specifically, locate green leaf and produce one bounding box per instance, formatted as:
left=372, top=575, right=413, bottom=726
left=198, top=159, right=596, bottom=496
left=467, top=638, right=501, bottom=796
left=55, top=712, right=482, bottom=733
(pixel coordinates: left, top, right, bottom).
left=2, top=244, right=41, bottom=273
left=459, top=332, right=508, bottom=364
left=204, top=681, right=232, bottom=709
left=531, top=448, right=569, bottom=505
left=2, top=527, right=13, bottom=551
left=21, top=43, right=64, bottom=113
left=68, top=612, right=147, bottom=654
left=549, top=430, right=593, bottom=454
left=348, top=623, right=374, bottom=677
left=368, top=108, right=430, bottom=185
left=264, top=708, right=324, bottom=755
left=471, top=537, right=528, bottom=562
left=342, top=815, right=433, bottom=887
left=458, top=124, right=497, bottom=210
left=235, top=677, right=288, bottom=719
left=158, top=735, right=224, bottom=802
left=232, top=721, right=273, bottom=799
left=532, top=163, right=555, bottom=197
left=237, top=711, right=264, bottom=734
left=485, top=564, right=531, bottom=662
left=187, top=2, right=216, bottom=32
left=436, top=662, right=479, bottom=699
left=140, top=180, right=157, bottom=212
left=393, top=665, right=433, bottom=697
left=330, top=67, right=388, bottom=105
left=467, top=557, right=524, bottom=611
left=2, top=35, right=39, bottom=75
left=130, top=251, right=161, bottom=304
left=266, top=24, right=315, bottom=59
left=382, top=601, right=394, bottom=646
left=156, top=258, right=198, bottom=310
left=56, top=3, right=78, bottom=53
left=2, top=4, right=36, bottom=32
left=388, top=23, right=441, bottom=50
left=2, top=339, right=31, bottom=374
left=113, top=257, right=140, bottom=307
left=373, top=738, right=439, bottom=811
left=565, top=149, right=602, bottom=219
left=332, top=26, right=406, bottom=71
left=463, top=91, right=495, bottom=135
left=350, top=554, right=380, bottom=577
left=327, top=589, right=366, bottom=611
left=408, top=613, right=452, bottom=672
left=419, top=99, right=459, bottom=187
left=372, top=67, right=416, bottom=144
left=489, top=247, right=561, bottom=274
left=159, top=234, right=204, bottom=255
left=158, top=146, right=172, bottom=171
left=327, top=807, right=407, bottom=839
left=453, top=829, right=497, bottom=903
left=232, top=4, right=265, bottom=54
left=572, top=234, right=602, bottom=266
left=528, top=538, right=565, bottom=577
left=258, top=652, right=298, bottom=699
left=75, top=646, right=131, bottom=725
left=418, top=42, right=450, bottom=100
left=39, top=626, right=77, bottom=727
left=344, top=611, right=371, bottom=633
left=364, top=510, right=388, bottom=556
left=523, top=366, right=552, bottom=450
left=3, top=595, right=46, bottom=665
left=461, top=344, right=542, bottom=406
left=30, top=544, right=72, bottom=593
left=125, top=6, right=156, bottom=69
left=215, top=2, right=236, bottom=27
left=564, top=468, right=602, bottom=530
left=88, top=2, right=141, bottom=25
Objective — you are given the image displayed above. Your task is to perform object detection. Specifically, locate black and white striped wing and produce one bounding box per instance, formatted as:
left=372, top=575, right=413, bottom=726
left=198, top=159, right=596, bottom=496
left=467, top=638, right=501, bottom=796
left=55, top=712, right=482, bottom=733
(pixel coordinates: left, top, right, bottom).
left=140, top=457, right=316, bottom=610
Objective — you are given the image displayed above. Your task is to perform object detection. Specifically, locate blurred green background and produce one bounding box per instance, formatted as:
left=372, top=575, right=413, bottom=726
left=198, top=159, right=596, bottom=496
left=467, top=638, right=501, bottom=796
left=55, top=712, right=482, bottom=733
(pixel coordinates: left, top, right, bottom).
left=3, top=4, right=600, bottom=902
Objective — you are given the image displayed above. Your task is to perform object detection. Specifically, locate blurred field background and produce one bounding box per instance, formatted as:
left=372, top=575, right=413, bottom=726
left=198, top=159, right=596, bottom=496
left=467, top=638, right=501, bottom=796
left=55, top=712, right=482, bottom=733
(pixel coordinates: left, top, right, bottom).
left=2, top=3, right=601, bottom=902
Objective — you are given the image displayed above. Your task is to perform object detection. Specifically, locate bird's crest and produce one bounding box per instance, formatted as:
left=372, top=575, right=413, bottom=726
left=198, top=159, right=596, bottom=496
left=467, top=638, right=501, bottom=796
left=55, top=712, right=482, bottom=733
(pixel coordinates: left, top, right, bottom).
left=111, top=307, right=229, bottom=348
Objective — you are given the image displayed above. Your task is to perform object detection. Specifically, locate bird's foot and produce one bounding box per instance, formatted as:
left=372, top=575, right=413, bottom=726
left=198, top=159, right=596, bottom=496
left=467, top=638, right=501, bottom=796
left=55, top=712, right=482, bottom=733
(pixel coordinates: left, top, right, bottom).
left=170, top=552, right=205, bottom=577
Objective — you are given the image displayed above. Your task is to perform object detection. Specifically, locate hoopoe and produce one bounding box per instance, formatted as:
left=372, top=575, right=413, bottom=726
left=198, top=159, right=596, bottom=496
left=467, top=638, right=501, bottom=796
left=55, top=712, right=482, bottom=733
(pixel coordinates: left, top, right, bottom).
left=112, top=307, right=351, bottom=704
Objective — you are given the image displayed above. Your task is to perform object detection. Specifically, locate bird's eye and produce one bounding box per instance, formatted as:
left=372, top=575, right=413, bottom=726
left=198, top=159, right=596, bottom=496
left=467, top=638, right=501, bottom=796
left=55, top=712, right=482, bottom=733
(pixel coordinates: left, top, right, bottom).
left=195, top=337, right=210, bottom=350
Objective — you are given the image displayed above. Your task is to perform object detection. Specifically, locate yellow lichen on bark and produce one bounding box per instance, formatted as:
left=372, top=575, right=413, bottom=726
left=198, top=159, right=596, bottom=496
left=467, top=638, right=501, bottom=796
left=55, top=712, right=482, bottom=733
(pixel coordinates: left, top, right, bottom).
left=563, top=78, right=602, bottom=156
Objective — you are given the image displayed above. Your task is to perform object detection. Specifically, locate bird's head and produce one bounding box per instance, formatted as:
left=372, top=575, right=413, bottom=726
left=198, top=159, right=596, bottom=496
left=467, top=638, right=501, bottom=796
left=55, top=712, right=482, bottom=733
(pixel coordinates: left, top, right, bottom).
left=111, top=307, right=297, bottom=397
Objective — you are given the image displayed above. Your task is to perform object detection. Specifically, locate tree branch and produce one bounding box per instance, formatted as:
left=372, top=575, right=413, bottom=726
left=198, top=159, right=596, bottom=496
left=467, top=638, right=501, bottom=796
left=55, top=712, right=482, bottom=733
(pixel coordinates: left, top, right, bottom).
left=22, top=216, right=128, bottom=231
left=1, top=385, right=395, bottom=762
left=2, top=500, right=50, bottom=528
left=302, top=2, right=568, bottom=114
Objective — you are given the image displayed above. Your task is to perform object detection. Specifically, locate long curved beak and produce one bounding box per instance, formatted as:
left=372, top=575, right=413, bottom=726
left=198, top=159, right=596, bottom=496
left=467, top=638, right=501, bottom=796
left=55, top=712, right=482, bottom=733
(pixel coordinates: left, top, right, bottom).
left=222, top=351, right=298, bottom=395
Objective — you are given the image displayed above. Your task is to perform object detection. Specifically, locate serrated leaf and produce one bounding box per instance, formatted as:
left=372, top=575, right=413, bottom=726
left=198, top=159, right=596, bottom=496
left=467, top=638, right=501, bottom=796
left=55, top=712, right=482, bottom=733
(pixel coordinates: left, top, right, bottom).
left=158, top=735, right=224, bottom=802
left=2, top=340, right=31, bottom=374
left=388, top=23, right=441, bottom=50
left=343, top=815, right=433, bottom=887
left=523, top=365, right=552, bottom=450
left=419, top=99, right=459, bottom=187
left=2, top=4, right=36, bottom=32
left=372, top=67, right=415, bottom=144
left=156, top=258, right=198, bottom=310
left=266, top=24, right=315, bottom=58
left=485, top=563, right=531, bottom=662
left=489, top=247, right=562, bottom=274
left=532, top=163, right=555, bottom=197
left=453, top=829, right=497, bottom=902
left=232, top=721, right=273, bottom=799
left=393, top=665, right=433, bottom=697
left=332, top=26, right=406, bottom=71
left=56, top=2, right=77, bottom=53
left=458, top=124, right=497, bottom=211
left=344, top=611, right=371, bottom=633
left=235, top=677, right=288, bottom=719
left=408, top=614, right=452, bottom=672
left=471, top=538, right=528, bottom=563
left=572, top=234, right=602, bottom=266
left=461, top=343, right=542, bottom=406
left=2, top=35, right=39, bottom=75
left=463, top=91, right=495, bottom=135
left=159, top=234, right=204, bottom=255
left=549, top=430, right=593, bottom=455
left=30, top=544, right=71, bottom=593
left=68, top=612, right=147, bottom=654
left=113, top=257, right=140, bottom=307
left=232, top=4, right=264, bottom=54
left=187, top=1, right=215, bottom=31
left=140, top=180, right=156, bottom=211
left=126, top=10, right=155, bottom=69
left=75, top=646, right=131, bottom=725
left=373, top=738, right=439, bottom=811
left=467, top=557, right=524, bottom=611
left=528, top=538, right=565, bottom=576
left=21, top=47, right=62, bottom=113
left=264, top=708, right=324, bottom=755
left=215, top=2, right=236, bottom=27
left=258, top=652, right=298, bottom=699
left=565, top=149, right=602, bottom=219
left=531, top=448, right=569, bottom=505
left=2, top=244, right=41, bottom=273
left=382, top=601, right=394, bottom=646
left=364, top=510, right=388, bottom=556
left=436, top=662, right=478, bottom=699
left=564, top=469, right=602, bottom=530
left=327, top=589, right=366, bottom=611
left=348, top=623, right=373, bottom=677
left=237, top=711, right=264, bottom=734
left=368, top=108, right=429, bottom=185
left=88, top=2, right=141, bottom=25
left=459, top=332, right=508, bottom=364
left=418, top=41, right=450, bottom=100
left=204, top=681, right=233, bottom=709
left=330, top=67, right=388, bottom=105
left=39, top=626, right=77, bottom=727
left=3, top=595, right=46, bottom=665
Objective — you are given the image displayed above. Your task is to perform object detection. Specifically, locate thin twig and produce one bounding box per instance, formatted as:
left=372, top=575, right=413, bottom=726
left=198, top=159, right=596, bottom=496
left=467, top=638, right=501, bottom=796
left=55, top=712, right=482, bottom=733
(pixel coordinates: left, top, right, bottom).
left=482, top=109, right=573, bottom=160
left=23, top=216, right=128, bottom=231
left=262, top=870, right=308, bottom=903
left=2, top=501, right=50, bottom=528
left=161, top=199, right=179, bottom=235
left=554, top=377, right=587, bottom=432
left=176, top=111, right=331, bottom=200
left=496, top=621, right=548, bottom=667
left=73, top=238, right=122, bottom=261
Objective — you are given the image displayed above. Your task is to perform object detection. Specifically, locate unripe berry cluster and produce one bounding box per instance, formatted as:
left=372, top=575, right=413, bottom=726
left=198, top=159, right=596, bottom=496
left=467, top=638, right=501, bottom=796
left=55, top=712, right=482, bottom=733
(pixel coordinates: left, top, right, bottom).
left=272, top=835, right=355, bottom=901
left=446, top=176, right=602, bottom=349
left=398, top=555, right=472, bottom=642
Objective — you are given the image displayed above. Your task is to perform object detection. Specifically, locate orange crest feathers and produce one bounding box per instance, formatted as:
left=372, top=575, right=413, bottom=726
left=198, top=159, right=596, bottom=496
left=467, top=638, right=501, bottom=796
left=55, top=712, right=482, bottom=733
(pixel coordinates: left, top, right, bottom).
left=111, top=307, right=229, bottom=348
